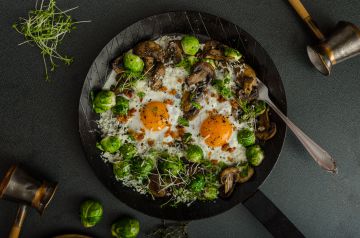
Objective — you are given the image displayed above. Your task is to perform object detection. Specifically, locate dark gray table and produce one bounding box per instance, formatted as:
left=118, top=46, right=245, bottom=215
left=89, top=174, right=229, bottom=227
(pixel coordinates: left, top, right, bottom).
left=0, top=0, right=359, bottom=237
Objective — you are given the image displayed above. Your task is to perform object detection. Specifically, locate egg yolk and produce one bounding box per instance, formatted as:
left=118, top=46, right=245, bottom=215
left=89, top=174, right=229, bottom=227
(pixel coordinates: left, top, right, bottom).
left=200, top=114, right=233, bottom=147
left=140, top=101, right=169, bottom=131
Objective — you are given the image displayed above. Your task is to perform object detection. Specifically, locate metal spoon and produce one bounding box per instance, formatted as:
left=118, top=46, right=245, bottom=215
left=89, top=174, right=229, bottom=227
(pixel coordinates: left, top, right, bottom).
left=257, top=79, right=337, bottom=173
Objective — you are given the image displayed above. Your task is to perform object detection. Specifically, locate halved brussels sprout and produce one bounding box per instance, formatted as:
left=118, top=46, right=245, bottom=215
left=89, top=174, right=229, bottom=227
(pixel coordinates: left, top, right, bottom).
left=181, top=35, right=200, bottom=56
left=97, top=136, right=122, bottom=153
left=159, top=154, right=184, bottom=176
left=93, top=90, right=116, bottom=114
left=254, top=100, right=267, bottom=116
left=112, top=96, right=130, bottom=116
left=80, top=200, right=103, bottom=228
left=111, top=217, right=140, bottom=238
left=186, top=144, right=204, bottom=163
left=123, top=53, right=144, bottom=72
left=203, top=186, right=219, bottom=200
left=224, top=47, right=242, bottom=60
left=246, top=145, right=264, bottom=166
left=188, top=174, right=205, bottom=193
left=113, top=160, right=131, bottom=179
left=237, top=128, right=256, bottom=147
left=119, top=144, right=137, bottom=160
left=132, top=156, right=155, bottom=178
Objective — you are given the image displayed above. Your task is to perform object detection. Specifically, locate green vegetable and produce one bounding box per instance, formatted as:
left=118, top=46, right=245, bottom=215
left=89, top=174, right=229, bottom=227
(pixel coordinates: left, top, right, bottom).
left=112, top=96, right=130, bottom=116
left=123, top=53, right=144, bottom=72
left=159, top=154, right=184, bottom=176
left=254, top=100, right=267, bottom=116
left=176, top=56, right=199, bottom=72
left=188, top=174, right=205, bottom=193
left=186, top=145, right=203, bottom=163
left=224, top=47, right=242, bottom=60
left=182, top=132, right=192, bottom=144
left=92, top=90, right=116, bottom=113
left=177, top=117, right=189, bottom=127
left=212, top=76, right=233, bottom=99
left=246, top=145, right=265, bottom=166
left=113, top=160, right=131, bottom=179
left=132, top=156, right=155, bottom=178
left=137, top=91, right=145, bottom=99
left=12, top=0, right=89, bottom=80
left=181, top=35, right=200, bottom=55
left=111, top=217, right=140, bottom=238
left=80, top=200, right=103, bottom=228
left=201, top=58, right=216, bottom=68
left=237, top=128, right=256, bottom=147
left=119, top=144, right=137, bottom=160
left=97, top=136, right=122, bottom=153
left=115, top=71, right=144, bottom=93
left=203, top=186, right=219, bottom=200
left=191, top=102, right=202, bottom=109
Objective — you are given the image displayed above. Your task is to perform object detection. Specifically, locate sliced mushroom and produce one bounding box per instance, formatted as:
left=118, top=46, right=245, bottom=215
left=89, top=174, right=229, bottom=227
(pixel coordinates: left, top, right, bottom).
left=149, top=63, right=165, bottom=90
left=148, top=174, right=166, bottom=198
left=134, top=40, right=165, bottom=62
left=112, top=56, right=126, bottom=74
left=256, top=108, right=277, bottom=140
left=165, top=40, right=183, bottom=64
left=186, top=62, right=215, bottom=85
left=203, top=40, right=221, bottom=52
left=243, top=77, right=257, bottom=95
left=144, top=56, right=155, bottom=74
left=180, top=90, right=201, bottom=120
left=220, top=167, right=240, bottom=197
left=202, top=40, right=227, bottom=60
left=237, top=167, right=254, bottom=183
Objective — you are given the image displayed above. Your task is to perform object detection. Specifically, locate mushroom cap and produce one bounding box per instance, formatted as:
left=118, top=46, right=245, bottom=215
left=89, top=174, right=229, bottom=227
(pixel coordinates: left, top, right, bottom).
left=134, top=40, right=165, bottom=62
left=186, top=62, right=215, bottom=85
left=256, top=108, right=277, bottom=140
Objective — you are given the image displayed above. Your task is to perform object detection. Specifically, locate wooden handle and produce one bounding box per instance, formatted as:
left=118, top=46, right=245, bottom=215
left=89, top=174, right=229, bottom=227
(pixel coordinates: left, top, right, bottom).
left=8, top=205, right=27, bottom=238
left=288, top=0, right=325, bottom=41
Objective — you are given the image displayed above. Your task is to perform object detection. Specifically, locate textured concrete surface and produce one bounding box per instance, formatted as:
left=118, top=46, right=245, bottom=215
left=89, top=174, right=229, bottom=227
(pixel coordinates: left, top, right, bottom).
left=0, top=0, right=359, bottom=237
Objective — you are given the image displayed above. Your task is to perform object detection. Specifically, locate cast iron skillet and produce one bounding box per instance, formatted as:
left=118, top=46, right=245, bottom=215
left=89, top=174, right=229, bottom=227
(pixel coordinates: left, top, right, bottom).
left=79, top=11, right=303, bottom=237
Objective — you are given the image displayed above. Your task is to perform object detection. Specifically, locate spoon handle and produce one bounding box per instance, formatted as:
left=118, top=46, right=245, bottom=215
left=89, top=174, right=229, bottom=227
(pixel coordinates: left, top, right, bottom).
left=266, top=99, right=337, bottom=173
left=288, top=0, right=325, bottom=41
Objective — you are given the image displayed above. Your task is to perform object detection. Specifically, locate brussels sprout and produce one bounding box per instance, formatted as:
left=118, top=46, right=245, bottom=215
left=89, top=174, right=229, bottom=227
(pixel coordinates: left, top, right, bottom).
left=113, top=160, right=131, bottom=179
left=182, top=132, right=192, bottom=144
left=112, top=96, right=130, bottom=116
left=80, top=200, right=103, bottom=228
left=246, top=145, right=264, bottom=166
left=92, top=90, right=116, bottom=113
left=97, top=136, right=122, bottom=153
left=237, top=128, right=256, bottom=147
left=188, top=174, right=205, bottom=193
left=201, top=58, right=216, bottom=69
left=181, top=35, right=200, bottom=56
left=254, top=100, right=267, bottom=116
left=123, top=53, right=144, bottom=72
left=203, top=186, right=219, bottom=200
left=132, top=156, right=155, bottom=178
left=159, top=154, right=184, bottom=176
left=224, top=47, right=242, bottom=60
left=111, top=217, right=140, bottom=238
left=186, top=145, right=204, bottom=163
left=119, top=144, right=137, bottom=160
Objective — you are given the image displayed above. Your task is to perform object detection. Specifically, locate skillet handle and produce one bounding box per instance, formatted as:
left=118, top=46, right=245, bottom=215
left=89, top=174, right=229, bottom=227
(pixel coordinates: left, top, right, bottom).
left=243, top=190, right=305, bottom=238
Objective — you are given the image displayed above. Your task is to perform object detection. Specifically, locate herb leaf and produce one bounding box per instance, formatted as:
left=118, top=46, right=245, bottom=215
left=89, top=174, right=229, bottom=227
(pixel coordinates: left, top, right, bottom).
left=177, top=117, right=189, bottom=127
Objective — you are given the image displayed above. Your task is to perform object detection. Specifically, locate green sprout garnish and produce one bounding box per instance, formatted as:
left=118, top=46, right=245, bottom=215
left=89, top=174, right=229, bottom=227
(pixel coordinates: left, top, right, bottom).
left=12, top=0, right=90, bottom=80
left=191, top=102, right=202, bottom=109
